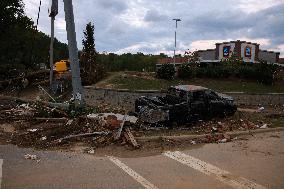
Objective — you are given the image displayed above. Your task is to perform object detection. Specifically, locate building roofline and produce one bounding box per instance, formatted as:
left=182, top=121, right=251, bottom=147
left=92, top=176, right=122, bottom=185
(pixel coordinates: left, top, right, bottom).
left=259, top=49, right=280, bottom=54
left=215, top=40, right=259, bottom=46
left=196, top=49, right=215, bottom=52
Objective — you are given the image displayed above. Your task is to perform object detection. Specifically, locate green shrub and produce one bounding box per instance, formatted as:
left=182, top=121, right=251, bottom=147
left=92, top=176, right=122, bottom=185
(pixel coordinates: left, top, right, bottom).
left=176, top=60, right=279, bottom=85
left=255, top=62, right=279, bottom=85
left=156, top=63, right=175, bottom=79
left=236, top=65, right=256, bottom=79
left=177, top=64, right=195, bottom=79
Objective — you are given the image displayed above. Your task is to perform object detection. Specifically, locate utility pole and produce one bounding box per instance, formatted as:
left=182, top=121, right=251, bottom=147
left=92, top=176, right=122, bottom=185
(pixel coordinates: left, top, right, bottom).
left=172, top=18, right=181, bottom=70
left=48, top=0, right=57, bottom=87
left=49, top=0, right=84, bottom=107
left=49, top=16, right=55, bottom=86
left=63, top=0, right=84, bottom=107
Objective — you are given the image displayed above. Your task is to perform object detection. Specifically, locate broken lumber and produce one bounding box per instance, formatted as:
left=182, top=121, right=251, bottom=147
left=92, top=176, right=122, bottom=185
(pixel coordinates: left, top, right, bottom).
left=56, top=132, right=110, bottom=142
left=115, top=114, right=127, bottom=140
left=123, top=128, right=139, bottom=148
left=34, top=117, right=68, bottom=122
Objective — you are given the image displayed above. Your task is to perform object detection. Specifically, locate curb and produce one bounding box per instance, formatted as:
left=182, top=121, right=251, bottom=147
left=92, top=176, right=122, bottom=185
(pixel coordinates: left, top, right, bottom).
left=135, top=127, right=284, bottom=143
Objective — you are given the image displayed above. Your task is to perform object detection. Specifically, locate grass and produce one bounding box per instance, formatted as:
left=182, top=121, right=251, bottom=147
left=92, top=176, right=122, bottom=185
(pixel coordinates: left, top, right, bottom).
left=101, top=72, right=284, bottom=93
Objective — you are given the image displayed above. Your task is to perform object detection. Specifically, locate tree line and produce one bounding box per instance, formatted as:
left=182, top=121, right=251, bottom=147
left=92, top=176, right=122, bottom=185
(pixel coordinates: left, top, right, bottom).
left=0, top=0, right=168, bottom=82
left=0, top=0, right=68, bottom=72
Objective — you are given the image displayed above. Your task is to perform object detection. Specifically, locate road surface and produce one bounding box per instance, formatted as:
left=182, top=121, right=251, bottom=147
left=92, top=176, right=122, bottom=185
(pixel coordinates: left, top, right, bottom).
left=0, top=130, right=283, bottom=189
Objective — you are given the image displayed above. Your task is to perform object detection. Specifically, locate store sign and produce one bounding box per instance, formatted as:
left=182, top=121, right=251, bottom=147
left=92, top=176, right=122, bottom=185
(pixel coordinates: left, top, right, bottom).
left=245, top=46, right=252, bottom=57
left=223, top=46, right=230, bottom=57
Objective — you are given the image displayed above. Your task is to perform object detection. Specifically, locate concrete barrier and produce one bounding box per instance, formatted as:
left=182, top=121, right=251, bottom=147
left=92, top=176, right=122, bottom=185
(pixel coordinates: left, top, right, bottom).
left=84, top=86, right=284, bottom=110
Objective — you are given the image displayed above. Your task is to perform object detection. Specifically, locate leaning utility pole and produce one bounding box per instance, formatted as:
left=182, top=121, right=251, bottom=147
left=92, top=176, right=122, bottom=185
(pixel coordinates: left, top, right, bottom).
left=63, top=0, right=84, bottom=107
left=49, top=0, right=84, bottom=107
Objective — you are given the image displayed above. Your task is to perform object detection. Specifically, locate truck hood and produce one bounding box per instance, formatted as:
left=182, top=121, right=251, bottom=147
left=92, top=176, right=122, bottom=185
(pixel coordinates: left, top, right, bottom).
left=217, top=93, right=234, bottom=101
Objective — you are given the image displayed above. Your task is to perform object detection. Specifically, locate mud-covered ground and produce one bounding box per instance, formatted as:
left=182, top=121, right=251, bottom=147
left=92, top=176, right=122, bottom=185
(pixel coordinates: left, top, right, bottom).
left=1, top=95, right=283, bottom=154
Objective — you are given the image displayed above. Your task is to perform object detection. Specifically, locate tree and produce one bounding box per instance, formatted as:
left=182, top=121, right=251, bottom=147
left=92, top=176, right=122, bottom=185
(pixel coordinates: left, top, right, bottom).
left=156, top=64, right=175, bottom=80
left=80, top=22, right=105, bottom=84
left=0, top=0, right=68, bottom=72
left=81, top=22, right=96, bottom=72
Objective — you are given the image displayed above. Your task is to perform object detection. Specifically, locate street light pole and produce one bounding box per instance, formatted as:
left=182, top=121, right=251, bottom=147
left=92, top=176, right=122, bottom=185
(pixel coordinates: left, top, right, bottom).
left=173, top=18, right=181, bottom=70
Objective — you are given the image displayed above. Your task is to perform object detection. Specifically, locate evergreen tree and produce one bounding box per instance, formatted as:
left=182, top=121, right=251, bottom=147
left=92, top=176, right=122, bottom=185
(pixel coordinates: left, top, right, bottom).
left=81, top=22, right=96, bottom=73
left=80, top=22, right=105, bottom=84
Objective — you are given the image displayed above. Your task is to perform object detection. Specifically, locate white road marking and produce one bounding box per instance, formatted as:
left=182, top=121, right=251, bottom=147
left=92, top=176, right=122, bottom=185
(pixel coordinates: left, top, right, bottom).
left=108, top=156, right=159, bottom=189
left=164, top=151, right=266, bottom=189
left=0, top=159, right=3, bottom=189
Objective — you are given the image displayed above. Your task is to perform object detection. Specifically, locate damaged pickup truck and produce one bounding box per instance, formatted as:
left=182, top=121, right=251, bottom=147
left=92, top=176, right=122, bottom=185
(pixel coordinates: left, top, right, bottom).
left=135, top=85, right=237, bottom=125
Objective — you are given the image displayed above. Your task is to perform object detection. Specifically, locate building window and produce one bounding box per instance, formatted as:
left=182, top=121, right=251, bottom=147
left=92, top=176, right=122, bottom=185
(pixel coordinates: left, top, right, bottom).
left=245, top=46, right=252, bottom=57
left=223, top=46, right=230, bottom=57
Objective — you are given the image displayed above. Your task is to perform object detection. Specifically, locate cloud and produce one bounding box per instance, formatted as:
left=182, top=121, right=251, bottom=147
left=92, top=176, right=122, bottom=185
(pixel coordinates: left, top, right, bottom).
left=22, top=0, right=284, bottom=57
left=144, top=9, right=168, bottom=22
left=98, top=0, right=128, bottom=13
left=237, top=0, right=284, bottom=13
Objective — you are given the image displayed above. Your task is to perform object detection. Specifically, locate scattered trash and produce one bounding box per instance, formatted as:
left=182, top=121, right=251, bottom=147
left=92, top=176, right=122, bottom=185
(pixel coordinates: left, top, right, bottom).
left=258, top=107, right=265, bottom=112
left=191, top=140, right=196, bottom=145
left=212, top=127, right=218, bottom=131
left=40, top=136, right=47, bottom=141
left=66, top=119, right=73, bottom=125
left=24, top=154, right=38, bottom=160
left=219, top=138, right=227, bottom=143
left=87, top=149, right=95, bottom=154
left=260, top=124, right=268, bottom=129
left=27, top=129, right=38, bottom=132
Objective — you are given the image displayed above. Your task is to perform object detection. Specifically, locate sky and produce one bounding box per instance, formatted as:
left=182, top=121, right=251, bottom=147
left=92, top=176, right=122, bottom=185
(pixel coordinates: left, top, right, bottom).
left=23, top=0, right=284, bottom=57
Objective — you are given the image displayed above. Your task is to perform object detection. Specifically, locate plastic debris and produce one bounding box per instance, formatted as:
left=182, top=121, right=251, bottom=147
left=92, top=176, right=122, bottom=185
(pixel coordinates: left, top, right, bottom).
left=258, top=107, right=265, bottom=112
left=191, top=140, right=196, bottom=145
left=24, top=154, right=38, bottom=160
left=212, top=127, right=218, bottom=131
left=219, top=138, right=227, bottom=143
left=88, top=149, right=95, bottom=154
left=260, top=124, right=268, bottom=129
left=27, top=129, right=38, bottom=132
left=66, top=119, right=73, bottom=125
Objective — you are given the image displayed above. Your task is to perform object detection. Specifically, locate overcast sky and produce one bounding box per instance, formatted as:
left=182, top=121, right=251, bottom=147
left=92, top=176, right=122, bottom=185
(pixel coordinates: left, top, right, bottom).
left=23, top=0, right=284, bottom=57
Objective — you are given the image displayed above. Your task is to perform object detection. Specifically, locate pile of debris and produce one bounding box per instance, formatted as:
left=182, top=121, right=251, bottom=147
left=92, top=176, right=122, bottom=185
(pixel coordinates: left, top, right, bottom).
left=0, top=95, right=277, bottom=151
left=0, top=96, right=141, bottom=149
left=189, top=118, right=259, bottom=134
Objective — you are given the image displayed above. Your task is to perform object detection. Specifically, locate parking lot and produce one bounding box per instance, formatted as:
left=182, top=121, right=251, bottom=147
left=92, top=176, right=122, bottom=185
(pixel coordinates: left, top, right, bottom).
left=1, top=130, right=283, bottom=189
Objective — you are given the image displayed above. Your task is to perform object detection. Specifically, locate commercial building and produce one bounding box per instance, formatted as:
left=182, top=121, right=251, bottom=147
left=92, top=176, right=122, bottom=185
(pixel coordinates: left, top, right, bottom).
left=156, top=40, right=281, bottom=70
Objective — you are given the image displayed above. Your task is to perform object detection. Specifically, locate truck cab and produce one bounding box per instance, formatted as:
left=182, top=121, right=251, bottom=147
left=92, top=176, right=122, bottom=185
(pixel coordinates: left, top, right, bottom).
left=135, top=85, right=237, bottom=125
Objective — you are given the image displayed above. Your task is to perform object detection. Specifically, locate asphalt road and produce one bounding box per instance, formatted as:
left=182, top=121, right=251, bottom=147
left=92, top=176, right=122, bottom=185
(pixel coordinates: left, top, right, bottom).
left=0, top=130, right=284, bottom=189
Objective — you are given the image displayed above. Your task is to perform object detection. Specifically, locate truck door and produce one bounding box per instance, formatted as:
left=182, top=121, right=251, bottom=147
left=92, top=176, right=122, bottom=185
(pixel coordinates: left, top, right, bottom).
left=190, top=91, right=207, bottom=117
left=206, top=90, right=224, bottom=116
